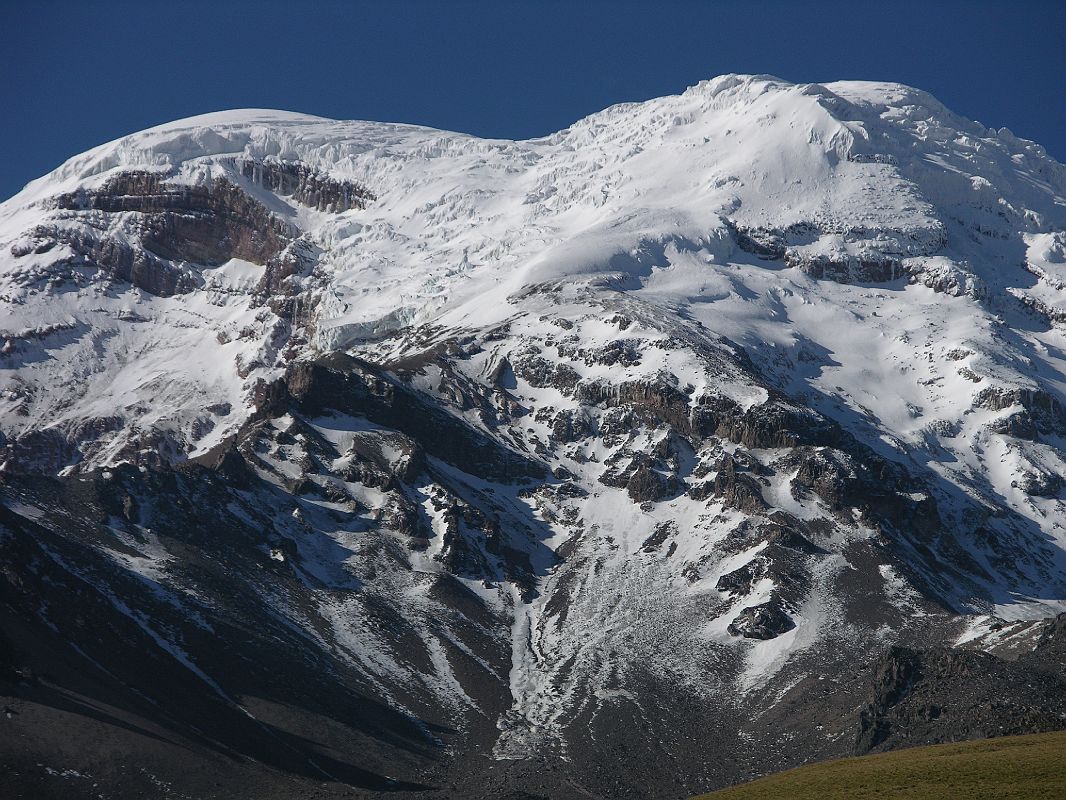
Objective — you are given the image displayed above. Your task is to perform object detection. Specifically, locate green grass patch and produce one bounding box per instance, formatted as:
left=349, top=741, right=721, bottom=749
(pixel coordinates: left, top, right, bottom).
left=695, top=731, right=1066, bottom=800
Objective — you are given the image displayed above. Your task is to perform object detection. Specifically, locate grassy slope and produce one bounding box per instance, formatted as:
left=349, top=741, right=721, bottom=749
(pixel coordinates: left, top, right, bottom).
left=695, top=731, right=1066, bottom=800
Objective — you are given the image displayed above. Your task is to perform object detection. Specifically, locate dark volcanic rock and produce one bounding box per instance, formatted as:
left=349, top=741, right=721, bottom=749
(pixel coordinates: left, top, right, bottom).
left=1013, top=469, right=1063, bottom=497
left=511, top=351, right=581, bottom=390
left=692, top=395, right=840, bottom=450
left=726, top=600, right=794, bottom=640
left=626, top=463, right=669, bottom=503
left=640, top=521, right=677, bottom=553
left=268, top=354, right=546, bottom=483
left=0, top=471, right=447, bottom=799
left=550, top=408, right=594, bottom=443
left=785, top=251, right=904, bottom=283
left=973, top=386, right=1066, bottom=439
left=856, top=644, right=1066, bottom=753
left=715, top=559, right=764, bottom=596
left=347, top=429, right=425, bottom=482
left=760, top=515, right=823, bottom=553
left=713, top=453, right=768, bottom=513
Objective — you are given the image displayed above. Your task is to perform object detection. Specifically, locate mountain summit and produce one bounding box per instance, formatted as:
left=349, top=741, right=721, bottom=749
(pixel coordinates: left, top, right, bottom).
left=3, top=75, right=1066, bottom=798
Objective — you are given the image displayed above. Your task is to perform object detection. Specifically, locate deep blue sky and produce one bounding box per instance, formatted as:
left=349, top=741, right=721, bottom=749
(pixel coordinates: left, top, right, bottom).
left=3, top=0, right=1065, bottom=201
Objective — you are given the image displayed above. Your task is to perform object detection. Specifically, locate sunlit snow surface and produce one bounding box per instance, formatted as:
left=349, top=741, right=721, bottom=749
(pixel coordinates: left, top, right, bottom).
left=3, top=75, right=1066, bottom=754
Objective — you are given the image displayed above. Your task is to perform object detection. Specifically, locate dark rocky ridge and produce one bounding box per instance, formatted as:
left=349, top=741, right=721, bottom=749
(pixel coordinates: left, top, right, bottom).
left=727, top=601, right=795, bottom=639
left=0, top=370, right=549, bottom=798
left=256, top=353, right=547, bottom=484
left=857, top=636, right=1066, bottom=752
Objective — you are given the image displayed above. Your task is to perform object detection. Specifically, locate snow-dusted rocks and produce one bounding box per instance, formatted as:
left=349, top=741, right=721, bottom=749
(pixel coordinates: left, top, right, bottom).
left=727, top=600, right=795, bottom=640
left=3, top=76, right=1066, bottom=798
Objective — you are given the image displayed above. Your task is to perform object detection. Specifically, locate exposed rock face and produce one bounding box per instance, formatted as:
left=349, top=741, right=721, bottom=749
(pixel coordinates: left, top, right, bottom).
left=626, top=462, right=670, bottom=502
left=59, top=171, right=294, bottom=259
left=550, top=408, right=593, bottom=443
left=691, top=395, right=840, bottom=450
left=787, top=252, right=904, bottom=283
left=973, top=386, right=1066, bottom=439
left=716, top=559, right=765, bottom=595
left=268, top=355, right=547, bottom=484
left=13, top=164, right=371, bottom=301
left=1013, top=469, right=1063, bottom=498
left=727, top=600, right=794, bottom=639
left=16, top=172, right=290, bottom=297
left=346, top=429, right=425, bottom=483
left=13, top=221, right=198, bottom=296
left=712, top=453, right=768, bottom=513
left=727, top=217, right=946, bottom=286
left=236, top=157, right=375, bottom=212
left=761, top=516, right=822, bottom=553
left=857, top=639, right=1066, bottom=753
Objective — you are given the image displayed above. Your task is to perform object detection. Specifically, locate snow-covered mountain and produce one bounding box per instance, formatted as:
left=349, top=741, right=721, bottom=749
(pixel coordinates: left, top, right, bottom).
left=3, top=75, right=1066, bottom=798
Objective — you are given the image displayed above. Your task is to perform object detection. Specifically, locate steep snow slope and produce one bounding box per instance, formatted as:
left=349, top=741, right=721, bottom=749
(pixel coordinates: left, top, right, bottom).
left=3, top=75, right=1066, bottom=797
